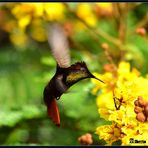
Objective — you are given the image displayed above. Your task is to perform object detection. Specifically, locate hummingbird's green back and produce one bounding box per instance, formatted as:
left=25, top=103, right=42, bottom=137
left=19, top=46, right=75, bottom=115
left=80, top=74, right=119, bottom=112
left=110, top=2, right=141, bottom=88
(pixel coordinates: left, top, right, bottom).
left=65, top=62, right=92, bottom=86
left=66, top=71, right=89, bottom=85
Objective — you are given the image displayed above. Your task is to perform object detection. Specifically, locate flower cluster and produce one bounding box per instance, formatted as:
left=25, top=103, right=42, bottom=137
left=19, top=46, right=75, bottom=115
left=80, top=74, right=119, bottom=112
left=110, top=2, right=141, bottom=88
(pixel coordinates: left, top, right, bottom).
left=92, top=62, right=148, bottom=145
left=0, top=3, right=66, bottom=47
left=0, top=3, right=113, bottom=47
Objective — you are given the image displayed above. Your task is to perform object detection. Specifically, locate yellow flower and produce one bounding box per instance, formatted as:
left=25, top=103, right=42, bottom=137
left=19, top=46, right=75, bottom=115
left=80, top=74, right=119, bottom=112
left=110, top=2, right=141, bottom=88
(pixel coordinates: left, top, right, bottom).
left=117, top=62, right=139, bottom=85
left=31, top=3, right=44, bottom=17
left=30, top=19, right=47, bottom=42
left=118, top=62, right=130, bottom=75
left=97, top=91, right=115, bottom=110
left=113, top=83, right=137, bottom=107
left=11, top=3, right=35, bottom=19
left=44, top=3, right=65, bottom=21
left=18, top=15, right=31, bottom=31
left=76, top=4, right=97, bottom=27
left=93, top=61, right=148, bottom=145
left=108, top=107, right=125, bottom=125
left=99, top=108, right=112, bottom=120
left=8, top=3, right=66, bottom=45
left=138, top=122, right=148, bottom=134
left=121, top=122, right=139, bottom=137
left=96, top=124, right=121, bottom=145
left=12, top=3, right=65, bottom=21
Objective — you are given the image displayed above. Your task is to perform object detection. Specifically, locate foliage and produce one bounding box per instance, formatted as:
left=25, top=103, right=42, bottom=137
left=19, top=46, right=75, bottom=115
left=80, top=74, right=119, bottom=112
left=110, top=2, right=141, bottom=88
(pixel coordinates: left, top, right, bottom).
left=0, top=2, right=148, bottom=146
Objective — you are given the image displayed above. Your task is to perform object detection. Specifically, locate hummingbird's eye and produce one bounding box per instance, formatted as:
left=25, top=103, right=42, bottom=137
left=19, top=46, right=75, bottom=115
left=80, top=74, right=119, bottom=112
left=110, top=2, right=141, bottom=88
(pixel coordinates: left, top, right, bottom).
left=80, top=67, right=85, bottom=71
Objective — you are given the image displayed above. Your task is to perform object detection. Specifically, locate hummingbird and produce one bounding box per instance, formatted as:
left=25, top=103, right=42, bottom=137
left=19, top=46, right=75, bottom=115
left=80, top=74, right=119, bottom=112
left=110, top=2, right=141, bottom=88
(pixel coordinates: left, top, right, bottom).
left=43, top=23, right=104, bottom=127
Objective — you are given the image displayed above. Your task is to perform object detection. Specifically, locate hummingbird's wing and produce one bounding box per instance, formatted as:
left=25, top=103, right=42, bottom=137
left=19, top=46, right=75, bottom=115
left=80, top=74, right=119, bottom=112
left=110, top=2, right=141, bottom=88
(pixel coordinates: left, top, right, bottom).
left=48, top=23, right=70, bottom=68
left=47, top=97, right=60, bottom=126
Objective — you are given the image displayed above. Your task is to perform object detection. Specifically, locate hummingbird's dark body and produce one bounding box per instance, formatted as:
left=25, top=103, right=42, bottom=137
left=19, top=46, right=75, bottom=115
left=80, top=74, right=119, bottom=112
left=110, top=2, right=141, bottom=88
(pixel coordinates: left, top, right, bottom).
left=44, top=67, right=68, bottom=103
left=43, top=23, right=104, bottom=126
left=44, top=62, right=97, bottom=101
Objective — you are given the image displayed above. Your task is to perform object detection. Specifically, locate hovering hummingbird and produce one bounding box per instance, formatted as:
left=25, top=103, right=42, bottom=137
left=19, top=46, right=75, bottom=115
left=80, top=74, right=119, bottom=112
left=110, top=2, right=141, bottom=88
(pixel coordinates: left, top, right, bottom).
left=43, top=23, right=104, bottom=127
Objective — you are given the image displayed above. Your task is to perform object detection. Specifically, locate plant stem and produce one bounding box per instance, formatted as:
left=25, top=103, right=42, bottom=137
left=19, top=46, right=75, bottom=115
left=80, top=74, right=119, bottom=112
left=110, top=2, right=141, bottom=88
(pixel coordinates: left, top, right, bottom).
left=64, top=3, right=122, bottom=48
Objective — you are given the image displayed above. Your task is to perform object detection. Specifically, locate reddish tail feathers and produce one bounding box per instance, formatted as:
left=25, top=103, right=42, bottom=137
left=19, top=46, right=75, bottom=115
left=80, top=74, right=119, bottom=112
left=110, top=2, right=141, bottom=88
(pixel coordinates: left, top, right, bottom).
left=47, top=98, right=60, bottom=127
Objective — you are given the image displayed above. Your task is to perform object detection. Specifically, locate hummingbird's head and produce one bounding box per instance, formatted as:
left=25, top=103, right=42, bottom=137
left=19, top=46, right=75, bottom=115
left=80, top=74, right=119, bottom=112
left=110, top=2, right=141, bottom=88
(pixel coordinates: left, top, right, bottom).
left=78, top=62, right=105, bottom=83
left=67, top=62, right=104, bottom=84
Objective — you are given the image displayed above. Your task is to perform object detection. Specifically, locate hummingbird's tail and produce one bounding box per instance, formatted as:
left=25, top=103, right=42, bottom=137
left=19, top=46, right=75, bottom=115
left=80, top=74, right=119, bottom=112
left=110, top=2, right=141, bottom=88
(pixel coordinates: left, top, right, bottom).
left=47, top=98, right=60, bottom=127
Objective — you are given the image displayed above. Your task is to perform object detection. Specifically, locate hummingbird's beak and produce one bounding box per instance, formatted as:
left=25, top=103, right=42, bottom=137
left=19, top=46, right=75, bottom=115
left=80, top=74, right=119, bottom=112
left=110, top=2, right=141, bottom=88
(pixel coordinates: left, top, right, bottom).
left=91, top=74, right=105, bottom=83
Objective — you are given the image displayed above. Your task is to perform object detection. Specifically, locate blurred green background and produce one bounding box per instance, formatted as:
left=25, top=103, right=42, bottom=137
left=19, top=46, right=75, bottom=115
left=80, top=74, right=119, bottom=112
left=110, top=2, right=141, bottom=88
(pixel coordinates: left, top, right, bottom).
left=0, top=3, right=148, bottom=145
